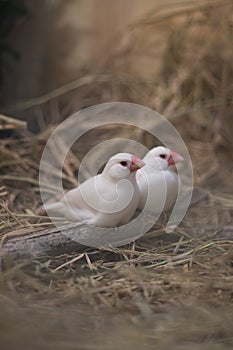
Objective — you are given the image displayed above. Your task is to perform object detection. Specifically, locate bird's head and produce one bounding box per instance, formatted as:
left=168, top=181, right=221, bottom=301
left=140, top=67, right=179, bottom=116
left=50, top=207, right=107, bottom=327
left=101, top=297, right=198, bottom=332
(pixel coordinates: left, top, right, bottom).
left=104, top=153, right=145, bottom=180
left=143, top=146, right=184, bottom=170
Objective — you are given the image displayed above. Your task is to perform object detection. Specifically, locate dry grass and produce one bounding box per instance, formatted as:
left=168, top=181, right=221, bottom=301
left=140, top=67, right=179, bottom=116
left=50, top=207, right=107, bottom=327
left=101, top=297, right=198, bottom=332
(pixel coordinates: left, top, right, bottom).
left=0, top=0, right=233, bottom=349
left=0, top=121, right=232, bottom=350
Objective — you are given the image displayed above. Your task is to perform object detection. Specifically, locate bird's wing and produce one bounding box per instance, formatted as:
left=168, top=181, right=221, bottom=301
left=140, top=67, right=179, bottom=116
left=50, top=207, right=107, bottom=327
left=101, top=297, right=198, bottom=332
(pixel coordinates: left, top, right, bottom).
left=44, top=177, right=97, bottom=221
left=163, top=169, right=179, bottom=210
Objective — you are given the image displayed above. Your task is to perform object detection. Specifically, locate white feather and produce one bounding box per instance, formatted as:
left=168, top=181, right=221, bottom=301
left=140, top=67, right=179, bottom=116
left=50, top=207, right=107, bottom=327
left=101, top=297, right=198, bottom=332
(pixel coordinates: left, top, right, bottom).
left=44, top=153, right=144, bottom=227
left=136, top=146, right=184, bottom=212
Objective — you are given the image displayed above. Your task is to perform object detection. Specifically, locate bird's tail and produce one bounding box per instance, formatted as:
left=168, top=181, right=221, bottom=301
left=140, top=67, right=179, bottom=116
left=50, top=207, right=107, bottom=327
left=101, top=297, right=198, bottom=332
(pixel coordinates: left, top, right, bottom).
left=44, top=201, right=64, bottom=215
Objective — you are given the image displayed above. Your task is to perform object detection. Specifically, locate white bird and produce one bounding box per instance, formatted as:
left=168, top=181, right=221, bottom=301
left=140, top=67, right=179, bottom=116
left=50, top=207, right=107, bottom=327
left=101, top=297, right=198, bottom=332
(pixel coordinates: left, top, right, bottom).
left=136, top=146, right=184, bottom=213
left=44, top=153, right=145, bottom=227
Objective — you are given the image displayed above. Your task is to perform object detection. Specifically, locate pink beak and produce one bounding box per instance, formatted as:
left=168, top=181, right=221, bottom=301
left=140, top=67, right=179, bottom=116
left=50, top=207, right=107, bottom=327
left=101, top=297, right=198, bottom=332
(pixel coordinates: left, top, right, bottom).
left=130, top=156, right=145, bottom=172
left=168, top=151, right=184, bottom=166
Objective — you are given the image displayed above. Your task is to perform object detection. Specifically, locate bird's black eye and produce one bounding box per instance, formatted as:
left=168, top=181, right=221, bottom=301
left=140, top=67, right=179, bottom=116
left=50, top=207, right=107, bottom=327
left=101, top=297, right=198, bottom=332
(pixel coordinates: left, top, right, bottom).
left=120, top=161, right=128, bottom=167
left=159, top=154, right=167, bottom=159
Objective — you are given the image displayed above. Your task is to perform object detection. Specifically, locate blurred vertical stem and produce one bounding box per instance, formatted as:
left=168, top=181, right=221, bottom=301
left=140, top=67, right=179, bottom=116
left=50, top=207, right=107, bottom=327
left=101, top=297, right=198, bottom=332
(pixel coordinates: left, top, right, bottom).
left=193, top=75, right=203, bottom=125
left=219, top=62, right=229, bottom=117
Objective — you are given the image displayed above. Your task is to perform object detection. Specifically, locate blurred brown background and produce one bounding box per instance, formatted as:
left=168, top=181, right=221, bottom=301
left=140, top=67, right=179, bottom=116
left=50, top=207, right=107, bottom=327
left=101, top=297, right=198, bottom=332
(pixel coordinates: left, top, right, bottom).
left=1, top=0, right=232, bottom=141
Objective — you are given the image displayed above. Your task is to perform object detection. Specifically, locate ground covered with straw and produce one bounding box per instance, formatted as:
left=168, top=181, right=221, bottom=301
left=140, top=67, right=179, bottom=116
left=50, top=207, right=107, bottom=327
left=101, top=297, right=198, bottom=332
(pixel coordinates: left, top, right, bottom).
left=0, top=1, right=233, bottom=349
left=0, top=111, right=232, bottom=350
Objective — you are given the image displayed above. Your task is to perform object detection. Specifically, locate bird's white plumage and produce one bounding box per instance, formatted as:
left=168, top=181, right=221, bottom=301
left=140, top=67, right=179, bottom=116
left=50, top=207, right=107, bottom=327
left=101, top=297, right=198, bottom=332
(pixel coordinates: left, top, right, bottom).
left=136, top=146, right=184, bottom=213
left=44, top=153, right=144, bottom=227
